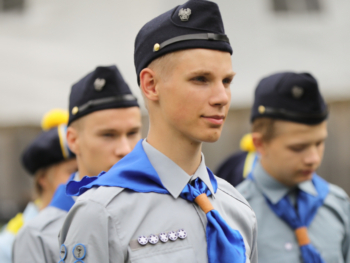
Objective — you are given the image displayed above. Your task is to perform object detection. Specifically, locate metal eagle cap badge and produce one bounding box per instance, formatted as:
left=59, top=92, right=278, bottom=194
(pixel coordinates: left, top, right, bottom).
left=178, top=8, right=191, bottom=21
left=94, top=78, right=106, bottom=91
left=292, top=86, right=304, bottom=99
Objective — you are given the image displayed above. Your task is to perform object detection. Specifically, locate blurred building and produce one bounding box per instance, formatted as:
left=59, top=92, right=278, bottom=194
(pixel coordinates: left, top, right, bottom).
left=1, top=0, right=350, bottom=221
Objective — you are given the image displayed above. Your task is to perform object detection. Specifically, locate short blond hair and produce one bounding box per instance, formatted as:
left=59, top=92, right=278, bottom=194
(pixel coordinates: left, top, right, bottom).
left=252, top=118, right=276, bottom=142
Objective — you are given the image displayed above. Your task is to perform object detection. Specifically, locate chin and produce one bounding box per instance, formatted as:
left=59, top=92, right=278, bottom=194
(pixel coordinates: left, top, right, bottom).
left=196, top=131, right=221, bottom=143
left=295, top=174, right=313, bottom=184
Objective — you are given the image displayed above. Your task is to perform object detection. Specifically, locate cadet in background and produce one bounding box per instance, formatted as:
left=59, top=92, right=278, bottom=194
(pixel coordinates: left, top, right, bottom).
left=237, top=72, right=350, bottom=263
left=0, top=109, right=77, bottom=263
left=58, top=1, right=257, bottom=262
left=216, top=133, right=257, bottom=187
left=12, top=65, right=141, bottom=263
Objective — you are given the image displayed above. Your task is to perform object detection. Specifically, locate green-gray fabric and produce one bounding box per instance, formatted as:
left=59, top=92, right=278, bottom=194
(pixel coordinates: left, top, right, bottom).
left=58, top=140, right=258, bottom=263
left=237, top=162, right=350, bottom=263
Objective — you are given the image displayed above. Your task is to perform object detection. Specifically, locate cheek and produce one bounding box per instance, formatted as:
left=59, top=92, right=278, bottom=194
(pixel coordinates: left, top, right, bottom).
left=163, top=88, right=205, bottom=125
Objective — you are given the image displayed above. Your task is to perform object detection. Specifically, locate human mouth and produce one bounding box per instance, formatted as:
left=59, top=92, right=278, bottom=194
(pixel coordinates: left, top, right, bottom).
left=202, top=115, right=225, bottom=125
left=300, top=170, right=314, bottom=176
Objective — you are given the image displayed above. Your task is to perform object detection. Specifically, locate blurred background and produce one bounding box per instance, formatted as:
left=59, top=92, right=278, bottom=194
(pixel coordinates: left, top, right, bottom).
left=1, top=0, right=350, bottom=223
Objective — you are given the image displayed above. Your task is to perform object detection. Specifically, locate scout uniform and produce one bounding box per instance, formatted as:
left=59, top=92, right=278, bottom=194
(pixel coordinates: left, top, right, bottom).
left=237, top=72, right=350, bottom=263
left=1, top=109, right=74, bottom=263
left=216, top=134, right=257, bottom=187
left=12, top=66, right=139, bottom=263
left=59, top=1, right=257, bottom=263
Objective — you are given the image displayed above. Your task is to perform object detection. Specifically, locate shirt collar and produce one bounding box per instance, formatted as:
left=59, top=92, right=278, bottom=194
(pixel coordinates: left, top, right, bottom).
left=142, top=139, right=215, bottom=199
left=253, top=162, right=318, bottom=204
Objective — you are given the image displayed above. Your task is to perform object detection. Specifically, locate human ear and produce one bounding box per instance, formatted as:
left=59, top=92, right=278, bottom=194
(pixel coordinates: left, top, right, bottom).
left=66, top=126, right=79, bottom=155
left=252, top=132, right=267, bottom=156
left=139, top=68, right=159, bottom=102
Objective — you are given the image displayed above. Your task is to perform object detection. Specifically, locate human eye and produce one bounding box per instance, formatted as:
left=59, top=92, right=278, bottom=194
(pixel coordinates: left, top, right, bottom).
left=101, top=132, right=115, bottom=138
left=288, top=145, right=306, bottom=153
left=127, top=131, right=139, bottom=137
left=223, top=77, right=233, bottom=85
left=315, top=140, right=324, bottom=147
left=191, top=76, right=208, bottom=83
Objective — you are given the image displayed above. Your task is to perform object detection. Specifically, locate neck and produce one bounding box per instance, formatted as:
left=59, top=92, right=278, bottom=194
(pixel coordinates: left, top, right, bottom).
left=146, top=124, right=202, bottom=175
left=77, top=167, right=87, bottom=180
left=39, top=191, right=53, bottom=210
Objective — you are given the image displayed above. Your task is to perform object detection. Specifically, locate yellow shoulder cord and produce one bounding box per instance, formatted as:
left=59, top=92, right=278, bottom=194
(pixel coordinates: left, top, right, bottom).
left=243, top=152, right=256, bottom=178
left=6, top=213, right=24, bottom=235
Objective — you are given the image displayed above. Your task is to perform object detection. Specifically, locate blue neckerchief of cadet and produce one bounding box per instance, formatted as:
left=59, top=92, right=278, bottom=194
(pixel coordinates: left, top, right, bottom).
left=66, top=139, right=246, bottom=263
left=249, top=168, right=329, bottom=263
left=49, top=173, right=76, bottom=212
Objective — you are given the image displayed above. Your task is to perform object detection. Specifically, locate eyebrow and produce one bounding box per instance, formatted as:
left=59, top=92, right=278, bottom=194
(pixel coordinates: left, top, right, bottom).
left=189, top=70, right=236, bottom=78
left=98, top=126, right=141, bottom=133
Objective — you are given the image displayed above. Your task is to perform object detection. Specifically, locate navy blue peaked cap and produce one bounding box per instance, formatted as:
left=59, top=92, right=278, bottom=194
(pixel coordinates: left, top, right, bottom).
left=251, top=72, right=328, bottom=124
left=22, top=125, right=75, bottom=175
left=68, top=65, right=139, bottom=125
left=134, top=0, right=232, bottom=85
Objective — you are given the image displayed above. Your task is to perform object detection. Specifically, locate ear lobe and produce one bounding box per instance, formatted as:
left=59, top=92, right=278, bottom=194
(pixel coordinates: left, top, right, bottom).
left=66, top=127, right=79, bottom=155
left=139, top=68, right=159, bottom=101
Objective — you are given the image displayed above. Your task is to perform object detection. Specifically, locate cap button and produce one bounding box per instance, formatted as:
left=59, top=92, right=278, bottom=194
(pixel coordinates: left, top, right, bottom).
left=72, top=106, right=79, bottom=115
left=258, top=105, right=265, bottom=114
left=153, top=43, right=160, bottom=52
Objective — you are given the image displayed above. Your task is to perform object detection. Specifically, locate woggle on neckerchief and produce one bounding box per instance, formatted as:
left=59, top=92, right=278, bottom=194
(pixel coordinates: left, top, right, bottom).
left=67, top=140, right=246, bottom=263
left=248, top=173, right=329, bottom=263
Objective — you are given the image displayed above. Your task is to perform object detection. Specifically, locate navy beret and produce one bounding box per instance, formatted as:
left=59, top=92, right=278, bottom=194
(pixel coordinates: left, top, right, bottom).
left=251, top=72, right=328, bottom=125
left=134, top=0, right=232, bottom=85
left=22, top=125, right=75, bottom=175
left=68, top=65, right=139, bottom=126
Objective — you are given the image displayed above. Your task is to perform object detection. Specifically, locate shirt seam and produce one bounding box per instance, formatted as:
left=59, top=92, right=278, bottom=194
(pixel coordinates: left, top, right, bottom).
left=217, top=187, right=253, bottom=211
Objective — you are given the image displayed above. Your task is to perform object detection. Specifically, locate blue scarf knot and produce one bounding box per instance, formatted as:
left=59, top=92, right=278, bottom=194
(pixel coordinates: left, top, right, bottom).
left=251, top=172, right=329, bottom=263
left=180, top=177, right=246, bottom=263
left=66, top=140, right=247, bottom=262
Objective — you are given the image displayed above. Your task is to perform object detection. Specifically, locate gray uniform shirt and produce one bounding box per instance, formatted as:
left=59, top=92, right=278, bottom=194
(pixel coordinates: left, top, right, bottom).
left=59, top=140, right=258, bottom=263
left=237, top=162, right=350, bottom=263
left=12, top=173, right=79, bottom=263
left=13, top=206, right=68, bottom=263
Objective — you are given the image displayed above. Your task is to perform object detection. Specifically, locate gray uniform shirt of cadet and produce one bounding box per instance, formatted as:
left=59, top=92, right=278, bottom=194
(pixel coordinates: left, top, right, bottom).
left=237, top=162, right=350, bottom=263
left=59, top=139, right=258, bottom=263
left=12, top=173, right=79, bottom=263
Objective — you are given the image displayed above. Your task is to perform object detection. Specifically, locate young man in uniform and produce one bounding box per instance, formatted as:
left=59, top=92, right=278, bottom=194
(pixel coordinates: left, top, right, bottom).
left=12, top=65, right=141, bottom=263
left=0, top=109, right=77, bottom=263
left=59, top=1, right=257, bottom=263
left=237, top=72, right=350, bottom=263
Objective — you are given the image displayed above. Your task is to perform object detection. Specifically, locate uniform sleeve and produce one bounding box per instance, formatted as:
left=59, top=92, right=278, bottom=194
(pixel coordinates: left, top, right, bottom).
left=249, top=212, right=258, bottom=263
left=0, top=229, right=14, bottom=263
left=343, top=199, right=350, bottom=263
left=12, top=225, right=48, bottom=263
left=59, top=199, right=124, bottom=263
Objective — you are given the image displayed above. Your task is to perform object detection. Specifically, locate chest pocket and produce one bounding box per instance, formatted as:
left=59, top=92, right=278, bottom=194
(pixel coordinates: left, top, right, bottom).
left=130, top=246, right=196, bottom=263
left=128, top=238, right=198, bottom=263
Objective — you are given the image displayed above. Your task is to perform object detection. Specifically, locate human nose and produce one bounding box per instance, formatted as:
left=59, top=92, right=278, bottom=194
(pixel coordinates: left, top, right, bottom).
left=304, top=146, right=321, bottom=166
left=114, top=136, right=132, bottom=158
left=209, top=81, right=230, bottom=107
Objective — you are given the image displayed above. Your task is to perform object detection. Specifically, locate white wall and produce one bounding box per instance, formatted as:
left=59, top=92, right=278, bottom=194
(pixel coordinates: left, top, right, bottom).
left=0, top=0, right=349, bottom=125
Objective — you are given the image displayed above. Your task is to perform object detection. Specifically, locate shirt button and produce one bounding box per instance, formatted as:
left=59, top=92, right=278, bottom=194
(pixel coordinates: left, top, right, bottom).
left=138, top=235, right=148, bottom=246
left=148, top=234, right=159, bottom=245
left=159, top=233, right=169, bottom=243
left=285, top=242, right=293, bottom=250
left=177, top=229, right=187, bottom=239
left=167, top=231, right=178, bottom=241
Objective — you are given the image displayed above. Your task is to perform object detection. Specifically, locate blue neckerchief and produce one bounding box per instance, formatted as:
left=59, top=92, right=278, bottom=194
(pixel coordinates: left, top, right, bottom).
left=49, top=173, right=76, bottom=212
left=249, top=170, right=329, bottom=263
left=66, top=140, right=246, bottom=263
